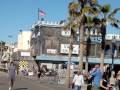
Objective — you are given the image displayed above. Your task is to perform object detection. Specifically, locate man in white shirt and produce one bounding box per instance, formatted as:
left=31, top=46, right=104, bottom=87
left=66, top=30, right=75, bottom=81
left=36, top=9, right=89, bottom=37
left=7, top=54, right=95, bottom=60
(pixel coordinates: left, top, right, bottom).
left=72, top=71, right=84, bottom=90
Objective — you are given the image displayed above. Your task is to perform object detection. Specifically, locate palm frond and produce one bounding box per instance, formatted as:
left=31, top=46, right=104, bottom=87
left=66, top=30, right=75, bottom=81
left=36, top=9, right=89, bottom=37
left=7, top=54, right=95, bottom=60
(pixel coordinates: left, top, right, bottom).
left=90, top=0, right=98, bottom=5
left=101, top=4, right=110, bottom=14
left=108, top=17, right=120, bottom=24
left=108, top=17, right=120, bottom=29
left=69, top=2, right=79, bottom=11
left=82, top=6, right=98, bottom=15
left=108, top=8, right=120, bottom=17
left=111, top=23, right=120, bottom=29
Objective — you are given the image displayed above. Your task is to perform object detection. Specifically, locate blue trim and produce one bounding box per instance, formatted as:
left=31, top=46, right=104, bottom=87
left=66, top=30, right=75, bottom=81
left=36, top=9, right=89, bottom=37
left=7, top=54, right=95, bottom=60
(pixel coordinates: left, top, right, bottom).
left=36, top=54, right=120, bottom=64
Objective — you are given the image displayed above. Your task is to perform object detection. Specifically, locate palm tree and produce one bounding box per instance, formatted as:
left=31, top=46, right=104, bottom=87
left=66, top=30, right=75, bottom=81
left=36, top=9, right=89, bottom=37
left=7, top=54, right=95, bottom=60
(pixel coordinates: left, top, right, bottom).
left=89, top=5, right=120, bottom=71
left=31, top=27, right=42, bottom=79
left=95, top=4, right=120, bottom=71
left=68, top=0, right=120, bottom=72
left=68, top=0, right=100, bottom=71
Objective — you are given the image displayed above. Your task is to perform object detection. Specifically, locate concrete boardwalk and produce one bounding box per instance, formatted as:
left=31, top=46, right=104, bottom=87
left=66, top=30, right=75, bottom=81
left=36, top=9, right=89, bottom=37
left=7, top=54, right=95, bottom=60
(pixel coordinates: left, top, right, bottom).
left=0, top=72, right=73, bottom=90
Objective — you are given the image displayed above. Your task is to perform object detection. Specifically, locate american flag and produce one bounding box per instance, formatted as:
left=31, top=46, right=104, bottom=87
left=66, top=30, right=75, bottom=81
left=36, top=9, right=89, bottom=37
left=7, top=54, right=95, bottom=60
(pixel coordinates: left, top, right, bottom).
left=39, top=10, right=46, bottom=16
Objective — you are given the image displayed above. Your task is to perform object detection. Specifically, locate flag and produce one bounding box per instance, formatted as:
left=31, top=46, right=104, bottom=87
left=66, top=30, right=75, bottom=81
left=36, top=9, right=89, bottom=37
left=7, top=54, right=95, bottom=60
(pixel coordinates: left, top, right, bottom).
left=39, top=10, right=46, bottom=16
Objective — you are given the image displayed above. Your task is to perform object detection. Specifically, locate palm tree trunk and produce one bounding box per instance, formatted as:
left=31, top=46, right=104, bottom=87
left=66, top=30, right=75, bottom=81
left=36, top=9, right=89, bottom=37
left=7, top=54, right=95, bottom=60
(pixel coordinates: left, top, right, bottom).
left=66, top=34, right=73, bottom=88
left=33, top=56, right=41, bottom=78
left=100, top=24, right=106, bottom=71
left=66, top=46, right=72, bottom=88
left=78, top=25, right=84, bottom=71
left=85, top=55, right=88, bottom=72
left=85, top=30, right=91, bottom=72
left=100, top=49, right=104, bottom=71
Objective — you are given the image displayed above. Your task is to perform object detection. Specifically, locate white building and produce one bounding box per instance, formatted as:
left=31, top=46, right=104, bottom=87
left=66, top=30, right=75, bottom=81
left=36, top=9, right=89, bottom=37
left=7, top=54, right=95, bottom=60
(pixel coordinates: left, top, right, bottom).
left=18, top=31, right=32, bottom=51
left=17, top=31, right=32, bottom=58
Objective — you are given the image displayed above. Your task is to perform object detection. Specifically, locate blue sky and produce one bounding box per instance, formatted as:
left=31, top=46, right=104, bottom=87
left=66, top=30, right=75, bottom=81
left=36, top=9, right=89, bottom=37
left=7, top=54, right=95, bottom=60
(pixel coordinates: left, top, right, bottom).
left=0, top=0, right=120, bottom=42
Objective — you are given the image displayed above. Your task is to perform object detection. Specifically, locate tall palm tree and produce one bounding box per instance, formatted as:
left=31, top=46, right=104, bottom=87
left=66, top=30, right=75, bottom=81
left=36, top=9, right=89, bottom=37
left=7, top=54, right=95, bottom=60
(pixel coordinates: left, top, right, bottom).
left=96, top=4, right=120, bottom=71
left=68, top=0, right=99, bottom=71
left=68, top=0, right=120, bottom=72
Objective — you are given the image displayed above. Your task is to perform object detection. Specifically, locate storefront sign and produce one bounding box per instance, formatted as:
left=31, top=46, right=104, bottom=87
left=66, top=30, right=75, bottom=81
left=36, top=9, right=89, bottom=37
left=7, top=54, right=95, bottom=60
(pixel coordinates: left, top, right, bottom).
left=60, top=44, right=79, bottom=54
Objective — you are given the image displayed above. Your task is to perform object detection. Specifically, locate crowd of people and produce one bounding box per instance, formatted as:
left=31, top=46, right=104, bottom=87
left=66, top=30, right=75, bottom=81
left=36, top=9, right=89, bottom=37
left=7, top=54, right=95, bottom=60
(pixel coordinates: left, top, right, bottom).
left=72, top=64, right=120, bottom=90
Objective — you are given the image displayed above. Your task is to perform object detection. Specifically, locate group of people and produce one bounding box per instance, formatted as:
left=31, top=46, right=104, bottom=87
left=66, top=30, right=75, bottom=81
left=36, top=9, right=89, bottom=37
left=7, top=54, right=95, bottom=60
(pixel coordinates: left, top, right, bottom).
left=72, top=64, right=120, bottom=90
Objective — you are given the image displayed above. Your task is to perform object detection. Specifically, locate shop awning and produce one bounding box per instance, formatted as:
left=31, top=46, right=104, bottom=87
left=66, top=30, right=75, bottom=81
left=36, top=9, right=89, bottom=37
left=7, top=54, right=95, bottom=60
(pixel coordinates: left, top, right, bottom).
left=36, top=54, right=120, bottom=64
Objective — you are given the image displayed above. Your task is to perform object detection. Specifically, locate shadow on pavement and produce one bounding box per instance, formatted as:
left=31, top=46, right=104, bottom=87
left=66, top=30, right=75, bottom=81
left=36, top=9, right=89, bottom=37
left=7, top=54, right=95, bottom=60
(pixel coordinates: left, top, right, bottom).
left=14, top=88, right=28, bottom=90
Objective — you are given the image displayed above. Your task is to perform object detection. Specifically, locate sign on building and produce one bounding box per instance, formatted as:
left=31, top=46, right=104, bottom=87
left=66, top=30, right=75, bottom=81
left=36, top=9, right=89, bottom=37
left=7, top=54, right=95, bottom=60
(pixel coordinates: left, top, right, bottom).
left=47, top=49, right=57, bottom=54
left=60, top=44, right=79, bottom=54
left=90, top=36, right=102, bottom=44
left=61, top=30, right=71, bottom=37
left=21, top=52, right=30, bottom=56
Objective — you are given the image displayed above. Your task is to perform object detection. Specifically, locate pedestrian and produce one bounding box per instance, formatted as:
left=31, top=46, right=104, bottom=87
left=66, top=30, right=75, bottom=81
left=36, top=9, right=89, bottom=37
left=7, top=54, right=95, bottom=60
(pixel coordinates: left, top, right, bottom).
left=72, top=71, right=84, bottom=90
left=109, top=71, right=117, bottom=90
left=90, top=64, right=103, bottom=90
left=8, top=60, right=17, bottom=90
left=100, top=72, right=110, bottom=90
left=116, top=70, right=120, bottom=90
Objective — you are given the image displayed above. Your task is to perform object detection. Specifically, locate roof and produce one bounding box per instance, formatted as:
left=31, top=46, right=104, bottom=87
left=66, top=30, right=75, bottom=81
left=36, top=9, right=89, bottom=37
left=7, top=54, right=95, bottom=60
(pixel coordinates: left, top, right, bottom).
left=36, top=54, right=120, bottom=64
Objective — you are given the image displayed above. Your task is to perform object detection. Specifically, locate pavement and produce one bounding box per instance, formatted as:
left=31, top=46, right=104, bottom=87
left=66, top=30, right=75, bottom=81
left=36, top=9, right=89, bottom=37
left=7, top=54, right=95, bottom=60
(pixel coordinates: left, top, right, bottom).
left=0, top=72, right=73, bottom=90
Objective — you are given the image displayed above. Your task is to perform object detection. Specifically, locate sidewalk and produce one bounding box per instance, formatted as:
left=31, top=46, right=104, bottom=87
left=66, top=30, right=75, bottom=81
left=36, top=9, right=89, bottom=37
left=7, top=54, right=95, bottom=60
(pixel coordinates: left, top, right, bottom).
left=23, top=75, right=87, bottom=90
left=23, top=75, right=73, bottom=90
left=0, top=71, right=87, bottom=90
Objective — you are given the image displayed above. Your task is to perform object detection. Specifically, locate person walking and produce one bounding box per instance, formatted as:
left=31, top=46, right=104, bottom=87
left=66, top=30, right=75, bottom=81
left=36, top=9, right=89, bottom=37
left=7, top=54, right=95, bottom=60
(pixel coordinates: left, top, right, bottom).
left=90, top=64, right=103, bottom=90
left=72, top=71, right=84, bottom=90
left=109, top=71, right=117, bottom=90
left=100, top=72, right=110, bottom=90
left=8, top=60, right=17, bottom=90
left=116, top=70, right=120, bottom=90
